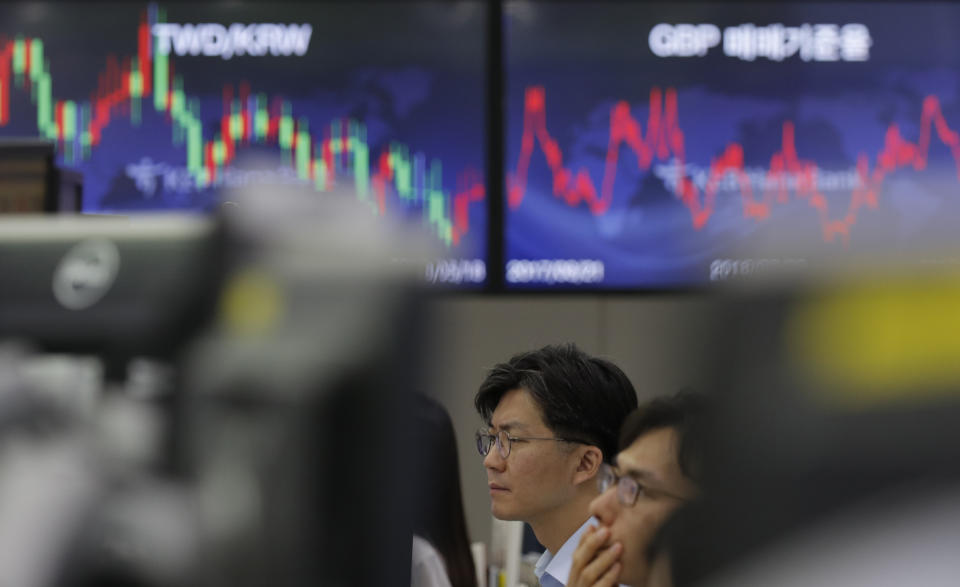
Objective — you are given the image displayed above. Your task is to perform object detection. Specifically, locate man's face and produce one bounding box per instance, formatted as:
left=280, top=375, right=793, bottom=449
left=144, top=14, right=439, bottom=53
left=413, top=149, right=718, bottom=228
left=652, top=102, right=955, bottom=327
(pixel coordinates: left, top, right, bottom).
left=483, top=388, right=583, bottom=524
left=588, top=427, right=697, bottom=587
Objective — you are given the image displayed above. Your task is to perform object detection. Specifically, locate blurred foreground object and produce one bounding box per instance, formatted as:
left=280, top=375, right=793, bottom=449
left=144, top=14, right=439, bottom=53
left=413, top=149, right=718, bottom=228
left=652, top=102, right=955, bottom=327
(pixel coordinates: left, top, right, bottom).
left=0, top=213, right=222, bottom=369
left=181, top=183, right=430, bottom=587
left=0, top=182, right=432, bottom=586
left=670, top=265, right=960, bottom=586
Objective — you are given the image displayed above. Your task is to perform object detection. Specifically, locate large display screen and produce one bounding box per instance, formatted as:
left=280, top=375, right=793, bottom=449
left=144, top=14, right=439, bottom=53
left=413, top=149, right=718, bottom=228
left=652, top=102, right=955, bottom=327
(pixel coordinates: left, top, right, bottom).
left=0, top=2, right=487, bottom=286
left=505, top=2, right=960, bottom=288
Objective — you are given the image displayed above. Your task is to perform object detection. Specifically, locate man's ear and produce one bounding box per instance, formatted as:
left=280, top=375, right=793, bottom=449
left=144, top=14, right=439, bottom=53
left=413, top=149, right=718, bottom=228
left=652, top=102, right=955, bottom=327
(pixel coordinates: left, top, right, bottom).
left=571, top=445, right=603, bottom=486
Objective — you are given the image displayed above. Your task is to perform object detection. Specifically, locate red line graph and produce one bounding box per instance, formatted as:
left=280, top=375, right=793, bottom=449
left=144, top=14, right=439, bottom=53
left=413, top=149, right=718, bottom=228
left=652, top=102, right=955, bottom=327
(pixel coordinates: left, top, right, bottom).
left=508, top=85, right=960, bottom=244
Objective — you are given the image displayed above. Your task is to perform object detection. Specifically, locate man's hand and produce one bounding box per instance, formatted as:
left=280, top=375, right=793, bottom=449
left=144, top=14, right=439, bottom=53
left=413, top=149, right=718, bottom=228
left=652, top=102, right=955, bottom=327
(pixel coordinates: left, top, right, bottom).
left=568, top=525, right=622, bottom=587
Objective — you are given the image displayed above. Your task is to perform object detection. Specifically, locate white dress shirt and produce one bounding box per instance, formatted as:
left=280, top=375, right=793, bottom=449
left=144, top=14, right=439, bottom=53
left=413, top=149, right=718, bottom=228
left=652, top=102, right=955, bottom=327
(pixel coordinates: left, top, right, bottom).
left=412, top=535, right=452, bottom=587
left=533, top=518, right=596, bottom=587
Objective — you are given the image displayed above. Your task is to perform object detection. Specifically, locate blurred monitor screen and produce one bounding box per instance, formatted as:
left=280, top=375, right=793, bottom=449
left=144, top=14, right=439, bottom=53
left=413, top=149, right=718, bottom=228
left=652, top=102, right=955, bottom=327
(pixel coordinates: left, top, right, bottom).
left=0, top=139, right=54, bottom=212
left=504, top=1, right=960, bottom=289
left=0, top=2, right=488, bottom=287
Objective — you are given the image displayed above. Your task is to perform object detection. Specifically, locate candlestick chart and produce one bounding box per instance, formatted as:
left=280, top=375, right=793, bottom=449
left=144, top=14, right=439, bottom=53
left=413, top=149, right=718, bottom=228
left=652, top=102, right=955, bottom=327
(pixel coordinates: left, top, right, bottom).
left=0, top=3, right=487, bottom=279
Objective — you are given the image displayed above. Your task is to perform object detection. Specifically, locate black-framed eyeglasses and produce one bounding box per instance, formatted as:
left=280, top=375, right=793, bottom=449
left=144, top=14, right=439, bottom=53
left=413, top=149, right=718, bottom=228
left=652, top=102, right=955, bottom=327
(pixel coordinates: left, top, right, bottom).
left=597, top=463, right=690, bottom=506
left=475, top=428, right=583, bottom=459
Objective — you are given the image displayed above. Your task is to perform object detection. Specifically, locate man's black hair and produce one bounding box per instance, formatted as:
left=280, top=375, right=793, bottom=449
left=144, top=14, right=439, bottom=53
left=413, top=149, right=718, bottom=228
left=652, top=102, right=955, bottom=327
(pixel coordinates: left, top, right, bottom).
left=474, top=343, right=638, bottom=463
left=618, top=389, right=705, bottom=482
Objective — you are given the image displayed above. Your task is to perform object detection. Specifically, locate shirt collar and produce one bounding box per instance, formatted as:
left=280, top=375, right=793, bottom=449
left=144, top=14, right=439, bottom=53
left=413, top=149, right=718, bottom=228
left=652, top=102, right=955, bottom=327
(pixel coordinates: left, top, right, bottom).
left=533, top=518, right=598, bottom=585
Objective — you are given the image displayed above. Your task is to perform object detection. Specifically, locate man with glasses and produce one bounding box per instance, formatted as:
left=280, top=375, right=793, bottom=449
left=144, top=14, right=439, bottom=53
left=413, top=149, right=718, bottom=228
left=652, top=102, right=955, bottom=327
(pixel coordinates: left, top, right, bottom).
left=474, top=344, right=638, bottom=587
left=567, top=391, right=703, bottom=587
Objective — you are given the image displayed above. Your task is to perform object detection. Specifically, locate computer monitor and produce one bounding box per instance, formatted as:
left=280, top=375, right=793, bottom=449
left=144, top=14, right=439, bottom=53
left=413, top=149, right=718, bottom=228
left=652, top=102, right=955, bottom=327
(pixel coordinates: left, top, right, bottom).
left=0, top=2, right=487, bottom=287
left=504, top=1, right=960, bottom=289
left=0, top=138, right=55, bottom=212
left=0, top=214, right=222, bottom=360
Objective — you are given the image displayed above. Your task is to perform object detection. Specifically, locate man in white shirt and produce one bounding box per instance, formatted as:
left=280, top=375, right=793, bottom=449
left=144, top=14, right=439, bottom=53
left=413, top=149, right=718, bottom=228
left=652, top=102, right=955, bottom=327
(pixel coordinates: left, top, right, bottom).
left=474, top=344, right=638, bottom=587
